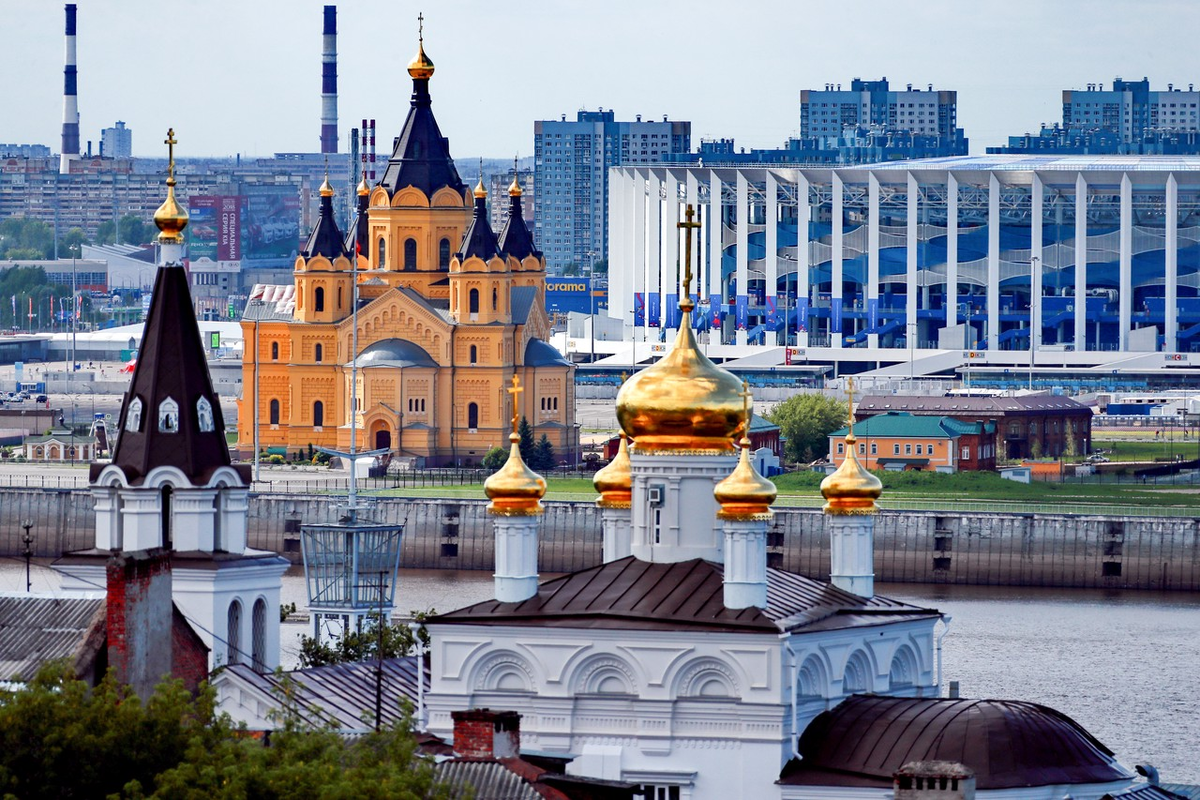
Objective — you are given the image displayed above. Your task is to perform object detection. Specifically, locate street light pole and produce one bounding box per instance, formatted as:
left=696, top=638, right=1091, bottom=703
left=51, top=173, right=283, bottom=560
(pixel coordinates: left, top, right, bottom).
left=21, top=520, right=33, bottom=593
left=1029, top=256, right=1038, bottom=391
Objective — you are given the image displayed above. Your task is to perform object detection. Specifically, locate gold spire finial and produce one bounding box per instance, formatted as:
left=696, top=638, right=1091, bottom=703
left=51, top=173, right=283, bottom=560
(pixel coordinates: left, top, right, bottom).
left=507, top=374, right=523, bottom=437
left=154, top=128, right=188, bottom=244
left=418, top=11, right=424, bottom=42
left=715, top=379, right=777, bottom=520
left=677, top=204, right=700, bottom=312
left=738, top=380, right=753, bottom=445
left=508, top=155, right=522, bottom=197
left=485, top=372, right=546, bottom=516
left=474, top=159, right=487, bottom=199
left=357, top=169, right=370, bottom=196
left=846, top=377, right=856, bottom=440
left=594, top=431, right=632, bottom=508
left=820, top=374, right=882, bottom=515
left=407, top=12, right=435, bottom=80
left=319, top=162, right=334, bottom=198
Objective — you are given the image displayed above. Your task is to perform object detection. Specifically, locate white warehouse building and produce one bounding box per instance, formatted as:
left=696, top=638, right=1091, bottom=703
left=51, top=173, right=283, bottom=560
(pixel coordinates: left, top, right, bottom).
left=604, top=156, right=1200, bottom=381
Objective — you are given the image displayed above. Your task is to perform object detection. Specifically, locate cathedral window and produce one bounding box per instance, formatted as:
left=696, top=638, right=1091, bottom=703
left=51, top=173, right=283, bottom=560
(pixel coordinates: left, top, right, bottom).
left=196, top=396, right=215, bottom=433
left=158, top=397, right=180, bottom=433
left=377, top=238, right=386, bottom=267
left=314, top=343, right=323, bottom=362
left=469, top=345, right=478, bottom=364
left=404, top=238, right=417, bottom=271
left=269, top=399, right=280, bottom=425
left=467, top=403, right=479, bottom=430
left=469, top=288, right=480, bottom=315
left=492, top=287, right=498, bottom=312
left=337, top=286, right=343, bottom=309
left=314, top=286, right=325, bottom=312
left=227, top=599, right=243, bottom=665
left=126, top=397, right=143, bottom=433
left=439, top=238, right=451, bottom=268
left=313, top=400, right=324, bottom=427
left=271, top=341, right=279, bottom=360
left=251, top=598, right=267, bottom=671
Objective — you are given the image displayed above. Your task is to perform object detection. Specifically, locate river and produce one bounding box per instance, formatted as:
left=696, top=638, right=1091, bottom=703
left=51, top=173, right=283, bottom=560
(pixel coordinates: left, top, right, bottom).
left=4, top=562, right=1197, bottom=784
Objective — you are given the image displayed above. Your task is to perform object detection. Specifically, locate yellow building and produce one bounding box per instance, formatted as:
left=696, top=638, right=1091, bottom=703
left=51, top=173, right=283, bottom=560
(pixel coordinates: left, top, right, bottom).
left=237, top=31, right=575, bottom=467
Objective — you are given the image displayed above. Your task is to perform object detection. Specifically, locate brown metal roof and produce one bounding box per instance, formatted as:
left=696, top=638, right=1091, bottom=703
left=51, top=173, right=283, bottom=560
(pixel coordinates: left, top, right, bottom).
left=857, top=394, right=1091, bottom=416
left=779, top=694, right=1132, bottom=790
left=0, top=595, right=104, bottom=682
left=431, top=557, right=938, bottom=634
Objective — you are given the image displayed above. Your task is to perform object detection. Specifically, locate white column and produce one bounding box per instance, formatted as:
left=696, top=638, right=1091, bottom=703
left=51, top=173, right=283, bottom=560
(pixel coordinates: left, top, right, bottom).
left=1167, top=174, right=1178, bottom=350
left=171, top=488, right=218, bottom=552
left=646, top=171, right=662, bottom=341
left=796, top=172, right=811, bottom=348
left=722, top=519, right=768, bottom=609
left=1119, top=172, right=1133, bottom=351
left=1031, top=173, right=1044, bottom=353
left=608, top=169, right=626, bottom=326
left=91, top=486, right=121, bottom=551
left=710, top=171, right=723, bottom=343
left=492, top=515, right=539, bottom=603
left=907, top=172, right=919, bottom=350
left=735, top=171, right=750, bottom=345
left=947, top=173, right=959, bottom=342
left=987, top=172, right=1001, bottom=349
left=218, top=487, right=249, bottom=553
left=867, top=173, right=880, bottom=349
left=828, top=514, right=875, bottom=598
left=601, top=506, right=633, bottom=563
left=832, top=172, right=844, bottom=348
left=665, top=171, right=680, bottom=335
left=119, top=489, right=164, bottom=552
left=1075, top=173, right=1088, bottom=351
left=686, top=171, right=699, bottom=305
left=633, top=170, right=647, bottom=348
left=765, top=171, right=779, bottom=346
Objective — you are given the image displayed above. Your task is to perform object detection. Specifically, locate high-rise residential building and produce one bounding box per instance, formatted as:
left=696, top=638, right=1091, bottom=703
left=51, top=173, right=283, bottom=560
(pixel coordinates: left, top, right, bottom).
left=534, top=109, right=690, bottom=270
left=989, top=78, right=1200, bottom=155
left=101, top=121, right=132, bottom=158
left=800, top=78, right=962, bottom=140
left=488, top=168, right=533, bottom=232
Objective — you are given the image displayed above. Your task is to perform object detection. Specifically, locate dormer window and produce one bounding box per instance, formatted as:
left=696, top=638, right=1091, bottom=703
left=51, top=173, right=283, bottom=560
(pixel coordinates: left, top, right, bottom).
left=126, top=397, right=143, bottom=433
left=196, top=396, right=215, bottom=433
left=159, top=397, right=180, bottom=433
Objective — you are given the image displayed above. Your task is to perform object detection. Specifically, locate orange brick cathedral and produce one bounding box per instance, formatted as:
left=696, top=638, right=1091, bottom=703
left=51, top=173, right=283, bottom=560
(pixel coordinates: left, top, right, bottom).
left=237, top=27, right=575, bottom=467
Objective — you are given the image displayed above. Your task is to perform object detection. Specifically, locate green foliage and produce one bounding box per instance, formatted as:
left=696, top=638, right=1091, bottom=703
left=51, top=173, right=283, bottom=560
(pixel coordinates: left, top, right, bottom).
left=591, top=258, right=608, bottom=275
left=280, top=602, right=298, bottom=623
left=268, top=454, right=286, bottom=465
left=530, top=434, right=556, bottom=471
left=1030, top=438, right=1042, bottom=460
left=481, top=445, right=507, bottom=470
left=561, top=263, right=580, bottom=276
left=60, top=227, right=87, bottom=258
left=0, top=217, right=55, bottom=260
left=517, top=416, right=534, bottom=464
left=767, top=393, right=849, bottom=463
left=297, top=611, right=432, bottom=669
left=95, top=214, right=153, bottom=246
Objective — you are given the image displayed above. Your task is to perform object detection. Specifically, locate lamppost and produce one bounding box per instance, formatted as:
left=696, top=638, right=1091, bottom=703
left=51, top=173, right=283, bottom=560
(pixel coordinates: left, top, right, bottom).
left=21, top=519, right=33, bottom=593
left=585, top=250, right=596, bottom=364
left=1027, top=256, right=1039, bottom=391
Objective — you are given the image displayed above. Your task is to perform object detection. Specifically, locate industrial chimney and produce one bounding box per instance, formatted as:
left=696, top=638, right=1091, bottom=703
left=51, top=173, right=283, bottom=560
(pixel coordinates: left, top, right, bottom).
left=60, top=3, right=80, bottom=174
left=320, top=5, right=338, bottom=154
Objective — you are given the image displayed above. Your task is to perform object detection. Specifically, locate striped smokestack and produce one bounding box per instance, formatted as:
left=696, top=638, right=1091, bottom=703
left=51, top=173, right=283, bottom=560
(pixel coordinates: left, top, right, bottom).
left=320, top=5, right=338, bottom=154
left=60, top=3, right=80, bottom=174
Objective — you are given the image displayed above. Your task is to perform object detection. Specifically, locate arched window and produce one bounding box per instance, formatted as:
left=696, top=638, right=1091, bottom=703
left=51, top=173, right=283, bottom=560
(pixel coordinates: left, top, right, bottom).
left=468, top=403, right=479, bottom=429
left=251, top=598, right=267, bottom=671
left=439, top=238, right=451, bottom=268
left=377, top=238, right=386, bottom=267
left=403, top=238, right=417, bottom=271
left=314, top=286, right=325, bottom=312
left=337, top=286, right=343, bottom=309
left=270, top=341, right=279, bottom=360
left=492, top=287, right=498, bottom=312
left=160, top=486, right=173, bottom=550
left=269, top=399, right=280, bottom=425
left=313, top=400, right=324, bottom=427
left=227, top=599, right=242, bottom=665
left=314, top=343, right=323, bottom=362
left=469, top=288, right=480, bottom=314
left=469, top=345, right=478, bottom=364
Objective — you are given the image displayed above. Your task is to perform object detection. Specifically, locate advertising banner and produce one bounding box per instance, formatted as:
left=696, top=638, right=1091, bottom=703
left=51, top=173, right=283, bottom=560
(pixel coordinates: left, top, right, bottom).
left=868, top=298, right=880, bottom=330
left=187, top=196, right=221, bottom=260
left=665, top=294, right=679, bottom=329
left=647, top=292, right=661, bottom=328
left=241, top=185, right=301, bottom=261
left=218, top=196, right=241, bottom=261
left=545, top=277, right=592, bottom=314
left=736, top=295, right=748, bottom=330
left=831, top=298, right=843, bottom=333
left=765, top=295, right=778, bottom=327
left=634, top=292, right=645, bottom=326
left=797, top=297, right=809, bottom=332
left=709, top=293, right=721, bottom=328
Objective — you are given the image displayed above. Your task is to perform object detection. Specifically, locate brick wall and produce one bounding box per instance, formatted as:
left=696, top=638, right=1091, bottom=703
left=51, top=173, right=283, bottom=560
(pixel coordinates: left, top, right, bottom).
left=171, top=606, right=210, bottom=692
left=106, top=549, right=173, bottom=701
left=451, top=709, right=521, bottom=758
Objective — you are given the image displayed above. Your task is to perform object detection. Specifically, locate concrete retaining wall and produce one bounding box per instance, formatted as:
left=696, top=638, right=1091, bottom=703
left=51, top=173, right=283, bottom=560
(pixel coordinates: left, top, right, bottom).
left=5, top=489, right=1198, bottom=590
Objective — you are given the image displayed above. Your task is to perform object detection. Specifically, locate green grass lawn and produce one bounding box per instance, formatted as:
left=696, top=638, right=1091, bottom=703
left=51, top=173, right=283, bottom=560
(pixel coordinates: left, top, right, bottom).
left=1093, top=438, right=1200, bottom=463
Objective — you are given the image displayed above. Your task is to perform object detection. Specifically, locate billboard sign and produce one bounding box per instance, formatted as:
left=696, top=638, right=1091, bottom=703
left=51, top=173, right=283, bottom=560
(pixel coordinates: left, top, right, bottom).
left=189, top=196, right=243, bottom=261
left=545, top=277, right=596, bottom=315
left=241, top=185, right=301, bottom=261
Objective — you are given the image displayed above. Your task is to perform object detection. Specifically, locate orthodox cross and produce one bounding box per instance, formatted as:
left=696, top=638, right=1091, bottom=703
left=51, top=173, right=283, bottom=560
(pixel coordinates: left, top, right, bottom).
left=676, top=204, right=700, bottom=309
left=418, top=12, right=424, bottom=42
left=507, top=374, right=523, bottom=434
left=739, top=380, right=753, bottom=442
left=164, top=128, right=177, bottom=184
left=846, top=376, right=856, bottom=437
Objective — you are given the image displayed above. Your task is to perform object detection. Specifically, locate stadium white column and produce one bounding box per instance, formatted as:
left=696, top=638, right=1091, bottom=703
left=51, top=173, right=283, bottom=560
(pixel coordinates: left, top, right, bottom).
left=765, top=171, right=779, bottom=346
left=1119, top=172, right=1133, bottom=351
left=796, top=171, right=810, bottom=348
left=664, top=171, right=680, bottom=338
left=646, top=171, right=662, bottom=345
left=832, top=171, right=844, bottom=349
left=907, top=172, right=919, bottom=352
left=609, top=170, right=626, bottom=330
left=736, top=171, right=750, bottom=346
left=987, top=173, right=1001, bottom=349
left=867, top=173, right=880, bottom=349
left=710, top=170, right=723, bottom=343
left=632, top=170, right=647, bottom=355
left=1166, top=174, right=1178, bottom=350
left=685, top=171, right=699, bottom=302
left=947, top=173, right=959, bottom=344
left=1075, top=173, right=1088, bottom=351
left=1031, top=173, right=1044, bottom=353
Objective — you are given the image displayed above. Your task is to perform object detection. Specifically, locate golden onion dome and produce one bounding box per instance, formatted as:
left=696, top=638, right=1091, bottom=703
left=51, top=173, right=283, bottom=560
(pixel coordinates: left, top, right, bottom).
left=407, top=38, right=435, bottom=80
left=593, top=432, right=632, bottom=508
left=508, top=174, right=523, bottom=197
left=154, top=181, right=189, bottom=244
left=357, top=175, right=370, bottom=196
left=714, top=436, right=777, bottom=519
left=616, top=308, right=744, bottom=454
left=473, top=177, right=488, bottom=199
left=319, top=175, right=334, bottom=197
left=484, top=432, right=547, bottom=515
left=819, top=430, right=882, bottom=515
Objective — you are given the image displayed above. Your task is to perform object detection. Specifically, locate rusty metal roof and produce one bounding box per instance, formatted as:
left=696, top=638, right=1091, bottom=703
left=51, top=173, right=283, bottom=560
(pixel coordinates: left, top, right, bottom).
left=435, top=759, right=569, bottom=800
left=0, top=595, right=104, bottom=682
left=431, top=557, right=938, bottom=634
left=779, top=694, right=1133, bottom=790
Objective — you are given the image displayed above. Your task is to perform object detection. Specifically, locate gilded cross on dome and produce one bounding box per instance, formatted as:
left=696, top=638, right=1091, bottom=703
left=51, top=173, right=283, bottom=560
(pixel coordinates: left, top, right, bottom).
left=507, top=374, right=524, bottom=434
left=418, top=11, right=424, bottom=42
left=676, top=204, right=700, bottom=311
left=738, top=380, right=753, bottom=444
left=846, top=377, right=856, bottom=438
left=164, top=128, right=177, bottom=185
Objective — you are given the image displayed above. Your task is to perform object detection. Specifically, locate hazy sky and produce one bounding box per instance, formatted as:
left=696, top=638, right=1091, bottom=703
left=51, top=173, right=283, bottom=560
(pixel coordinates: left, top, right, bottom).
left=4, top=0, right=1200, bottom=160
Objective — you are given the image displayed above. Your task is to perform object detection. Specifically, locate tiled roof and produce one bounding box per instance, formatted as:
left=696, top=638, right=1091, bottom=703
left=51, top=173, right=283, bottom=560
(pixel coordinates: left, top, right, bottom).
left=378, top=74, right=465, bottom=198
left=243, top=284, right=295, bottom=321
left=511, top=286, right=537, bottom=326
left=524, top=339, right=570, bottom=368
left=300, top=192, right=347, bottom=260
left=748, top=413, right=780, bottom=433
left=459, top=195, right=503, bottom=262
left=857, top=394, right=1090, bottom=416
left=830, top=412, right=981, bottom=440
left=0, top=595, right=104, bottom=682
left=497, top=195, right=541, bottom=261
left=431, top=557, right=937, bottom=634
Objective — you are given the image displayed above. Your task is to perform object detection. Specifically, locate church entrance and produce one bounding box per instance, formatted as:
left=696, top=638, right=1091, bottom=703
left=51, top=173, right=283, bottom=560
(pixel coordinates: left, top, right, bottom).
left=375, top=429, right=391, bottom=451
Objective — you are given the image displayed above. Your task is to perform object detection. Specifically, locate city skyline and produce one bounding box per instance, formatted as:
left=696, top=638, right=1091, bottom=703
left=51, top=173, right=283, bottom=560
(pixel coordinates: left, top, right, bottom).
left=2, top=0, right=1199, bottom=159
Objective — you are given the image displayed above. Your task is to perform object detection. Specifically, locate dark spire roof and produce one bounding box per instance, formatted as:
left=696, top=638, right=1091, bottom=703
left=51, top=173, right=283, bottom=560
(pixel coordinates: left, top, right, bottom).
left=105, top=263, right=240, bottom=486
left=345, top=188, right=369, bottom=258
left=301, top=190, right=348, bottom=260
left=378, top=75, right=465, bottom=198
left=458, top=192, right=502, bottom=261
left=497, top=193, right=540, bottom=261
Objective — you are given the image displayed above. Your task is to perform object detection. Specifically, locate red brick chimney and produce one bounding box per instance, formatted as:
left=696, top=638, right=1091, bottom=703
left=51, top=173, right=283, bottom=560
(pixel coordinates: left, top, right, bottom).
left=451, top=709, right=521, bottom=758
left=106, top=549, right=173, bottom=700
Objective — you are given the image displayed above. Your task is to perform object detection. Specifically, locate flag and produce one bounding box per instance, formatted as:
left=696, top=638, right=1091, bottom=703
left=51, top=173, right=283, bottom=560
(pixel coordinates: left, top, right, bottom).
left=28, top=297, right=32, bottom=320
left=9, top=295, right=14, bottom=319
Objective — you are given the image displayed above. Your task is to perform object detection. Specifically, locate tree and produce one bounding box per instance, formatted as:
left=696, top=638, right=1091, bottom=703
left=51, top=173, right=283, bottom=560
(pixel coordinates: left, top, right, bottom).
left=297, top=611, right=430, bottom=669
left=0, top=217, right=55, bottom=260
left=531, top=434, right=556, bottom=471
left=59, top=226, right=87, bottom=258
left=591, top=258, right=608, bottom=276
left=96, top=213, right=153, bottom=246
left=767, top=393, right=849, bottom=464
left=517, top=416, right=534, bottom=464
left=481, top=445, right=508, bottom=470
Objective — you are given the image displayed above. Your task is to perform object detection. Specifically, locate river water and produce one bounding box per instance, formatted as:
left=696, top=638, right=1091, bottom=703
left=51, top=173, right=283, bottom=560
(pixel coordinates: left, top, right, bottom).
left=5, top=563, right=1197, bottom=784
